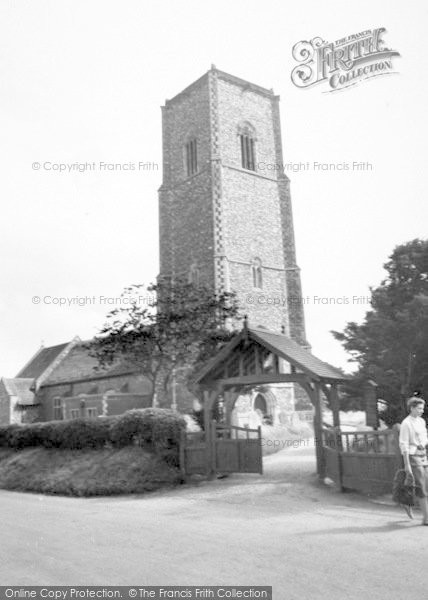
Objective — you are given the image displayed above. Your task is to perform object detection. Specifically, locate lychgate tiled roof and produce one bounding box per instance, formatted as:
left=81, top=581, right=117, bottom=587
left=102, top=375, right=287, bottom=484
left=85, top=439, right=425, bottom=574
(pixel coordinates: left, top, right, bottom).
left=194, top=326, right=347, bottom=384
left=250, top=328, right=346, bottom=381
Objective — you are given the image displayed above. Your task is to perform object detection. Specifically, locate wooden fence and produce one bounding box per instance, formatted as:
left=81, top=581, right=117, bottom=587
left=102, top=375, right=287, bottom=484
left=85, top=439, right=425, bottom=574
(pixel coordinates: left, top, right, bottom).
left=322, top=425, right=402, bottom=495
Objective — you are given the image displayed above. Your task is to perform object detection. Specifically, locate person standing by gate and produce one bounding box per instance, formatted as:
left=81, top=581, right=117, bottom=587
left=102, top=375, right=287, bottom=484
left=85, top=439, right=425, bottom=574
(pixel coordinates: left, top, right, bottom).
left=399, top=397, right=428, bottom=525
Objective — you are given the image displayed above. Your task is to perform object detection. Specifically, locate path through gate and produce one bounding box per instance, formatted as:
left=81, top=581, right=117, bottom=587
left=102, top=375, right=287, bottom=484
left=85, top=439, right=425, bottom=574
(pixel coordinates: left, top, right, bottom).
left=180, top=420, right=263, bottom=477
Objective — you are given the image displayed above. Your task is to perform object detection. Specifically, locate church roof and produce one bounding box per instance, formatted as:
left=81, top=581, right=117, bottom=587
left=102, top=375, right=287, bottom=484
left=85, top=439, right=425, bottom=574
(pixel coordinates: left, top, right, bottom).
left=40, top=342, right=138, bottom=387
left=1, top=378, right=37, bottom=405
left=17, top=343, right=70, bottom=379
left=15, top=337, right=141, bottom=390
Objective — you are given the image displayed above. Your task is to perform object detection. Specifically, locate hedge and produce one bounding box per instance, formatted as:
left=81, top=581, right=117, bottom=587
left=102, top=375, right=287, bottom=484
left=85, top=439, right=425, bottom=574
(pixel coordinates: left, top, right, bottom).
left=0, top=409, right=186, bottom=457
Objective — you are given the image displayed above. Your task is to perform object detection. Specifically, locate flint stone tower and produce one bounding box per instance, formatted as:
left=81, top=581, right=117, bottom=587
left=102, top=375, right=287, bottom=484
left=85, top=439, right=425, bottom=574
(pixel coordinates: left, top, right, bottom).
left=158, top=67, right=308, bottom=418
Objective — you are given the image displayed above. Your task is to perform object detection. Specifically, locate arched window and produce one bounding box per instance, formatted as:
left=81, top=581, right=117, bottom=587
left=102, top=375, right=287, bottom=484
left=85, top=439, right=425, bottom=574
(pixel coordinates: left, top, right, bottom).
left=251, top=257, right=263, bottom=289
left=238, top=122, right=256, bottom=171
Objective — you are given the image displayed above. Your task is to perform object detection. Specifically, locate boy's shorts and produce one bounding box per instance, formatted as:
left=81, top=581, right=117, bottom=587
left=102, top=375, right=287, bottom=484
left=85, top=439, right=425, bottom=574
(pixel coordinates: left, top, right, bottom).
left=410, top=454, right=428, bottom=498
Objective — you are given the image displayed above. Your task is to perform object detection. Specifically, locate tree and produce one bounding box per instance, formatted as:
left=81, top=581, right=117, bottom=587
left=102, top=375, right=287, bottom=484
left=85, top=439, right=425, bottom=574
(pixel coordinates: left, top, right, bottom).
left=86, top=279, right=242, bottom=407
left=332, top=239, right=428, bottom=424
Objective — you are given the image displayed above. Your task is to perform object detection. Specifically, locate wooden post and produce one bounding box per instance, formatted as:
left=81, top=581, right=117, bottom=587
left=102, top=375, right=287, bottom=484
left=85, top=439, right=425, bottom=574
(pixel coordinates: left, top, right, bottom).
left=239, top=354, right=244, bottom=377
left=211, top=420, right=217, bottom=475
left=254, top=345, right=261, bottom=375
left=330, top=384, right=340, bottom=428
left=203, top=390, right=217, bottom=478
left=312, top=382, right=326, bottom=479
left=258, top=425, right=263, bottom=475
left=179, top=429, right=186, bottom=481
left=330, top=384, right=342, bottom=451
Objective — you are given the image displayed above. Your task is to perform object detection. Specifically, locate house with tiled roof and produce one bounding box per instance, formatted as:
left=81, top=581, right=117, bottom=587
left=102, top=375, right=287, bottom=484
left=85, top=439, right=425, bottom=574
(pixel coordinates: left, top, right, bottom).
left=0, top=338, right=152, bottom=425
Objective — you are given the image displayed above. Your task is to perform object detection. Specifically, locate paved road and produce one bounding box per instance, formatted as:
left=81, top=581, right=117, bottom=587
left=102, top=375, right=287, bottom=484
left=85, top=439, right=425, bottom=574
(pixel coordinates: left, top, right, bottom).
left=1, top=444, right=427, bottom=599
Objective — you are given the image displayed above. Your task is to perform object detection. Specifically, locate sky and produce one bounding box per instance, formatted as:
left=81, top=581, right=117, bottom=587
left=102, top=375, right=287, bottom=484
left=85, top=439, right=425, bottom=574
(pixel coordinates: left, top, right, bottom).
left=0, top=0, right=427, bottom=377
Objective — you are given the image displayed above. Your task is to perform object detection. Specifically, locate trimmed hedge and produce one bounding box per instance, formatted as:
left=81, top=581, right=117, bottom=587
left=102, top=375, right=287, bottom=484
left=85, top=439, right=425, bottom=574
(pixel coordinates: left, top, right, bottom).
left=0, top=409, right=186, bottom=458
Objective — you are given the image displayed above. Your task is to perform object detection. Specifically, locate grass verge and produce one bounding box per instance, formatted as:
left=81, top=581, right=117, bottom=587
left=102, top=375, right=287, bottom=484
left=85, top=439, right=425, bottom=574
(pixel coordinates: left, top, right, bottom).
left=0, top=446, right=181, bottom=496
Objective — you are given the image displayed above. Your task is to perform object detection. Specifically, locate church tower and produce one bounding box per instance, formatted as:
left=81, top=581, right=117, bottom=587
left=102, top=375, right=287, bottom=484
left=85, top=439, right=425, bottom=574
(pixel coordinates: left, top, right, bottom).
left=159, top=66, right=307, bottom=347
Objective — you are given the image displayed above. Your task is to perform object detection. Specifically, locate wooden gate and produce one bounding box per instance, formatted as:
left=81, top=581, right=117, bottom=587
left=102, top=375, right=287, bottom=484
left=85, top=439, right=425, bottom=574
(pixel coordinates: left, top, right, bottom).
left=180, top=421, right=263, bottom=477
left=322, top=426, right=402, bottom=495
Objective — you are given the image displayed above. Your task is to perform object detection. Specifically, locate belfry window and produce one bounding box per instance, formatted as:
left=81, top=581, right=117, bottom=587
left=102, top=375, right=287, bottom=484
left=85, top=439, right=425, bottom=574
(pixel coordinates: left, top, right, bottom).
left=251, top=258, right=263, bottom=289
left=238, top=122, right=256, bottom=171
left=185, top=139, right=198, bottom=176
left=240, top=133, right=256, bottom=171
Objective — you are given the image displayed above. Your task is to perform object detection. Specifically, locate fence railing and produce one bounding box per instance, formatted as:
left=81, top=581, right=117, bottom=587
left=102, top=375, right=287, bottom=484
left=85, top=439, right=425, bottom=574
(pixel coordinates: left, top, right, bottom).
left=322, top=425, right=402, bottom=494
left=340, top=429, right=398, bottom=454
left=323, top=426, right=400, bottom=453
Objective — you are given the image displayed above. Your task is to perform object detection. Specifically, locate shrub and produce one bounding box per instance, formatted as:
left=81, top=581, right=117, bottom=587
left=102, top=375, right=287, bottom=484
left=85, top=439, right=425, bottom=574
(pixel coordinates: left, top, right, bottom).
left=109, top=408, right=185, bottom=451
left=41, top=418, right=111, bottom=449
left=0, top=425, right=12, bottom=447
left=5, top=423, right=44, bottom=449
left=379, top=403, right=406, bottom=428
left=0, top=408, right=186, bottom=459
left=150, top=409, right=186, bottom=466
left=0, top=419, right=111, bottom=450
left=109, top=410, right=153, bottom=447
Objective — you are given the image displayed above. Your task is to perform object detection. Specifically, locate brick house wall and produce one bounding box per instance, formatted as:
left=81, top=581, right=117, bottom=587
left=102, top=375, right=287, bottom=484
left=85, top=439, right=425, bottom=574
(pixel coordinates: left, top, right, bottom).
left=38, top=372, right=152, bottom=421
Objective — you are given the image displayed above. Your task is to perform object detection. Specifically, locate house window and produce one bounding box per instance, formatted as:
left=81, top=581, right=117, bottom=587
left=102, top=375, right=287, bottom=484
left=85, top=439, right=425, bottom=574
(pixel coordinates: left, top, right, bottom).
left=251, top=258, right=263, bottom=289
left=185, top=138, right=198, bottom=176
left=53, top=397, right=63, bottom=420
left=70, top=409, right=80, bottom=420
left=87, top=407, right=98, bottom=418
